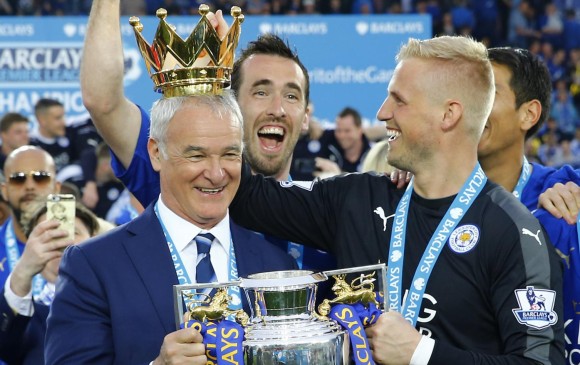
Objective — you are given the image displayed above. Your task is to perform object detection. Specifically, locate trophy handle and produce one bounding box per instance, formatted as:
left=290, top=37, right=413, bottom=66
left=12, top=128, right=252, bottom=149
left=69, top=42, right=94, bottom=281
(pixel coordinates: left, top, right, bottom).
left=173, top=280, right=242, bottom=330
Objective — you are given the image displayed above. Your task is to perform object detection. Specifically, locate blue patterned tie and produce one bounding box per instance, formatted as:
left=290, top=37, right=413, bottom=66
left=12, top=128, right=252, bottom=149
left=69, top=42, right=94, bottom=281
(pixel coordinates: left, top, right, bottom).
left=195, top=233, right=216, bottom=284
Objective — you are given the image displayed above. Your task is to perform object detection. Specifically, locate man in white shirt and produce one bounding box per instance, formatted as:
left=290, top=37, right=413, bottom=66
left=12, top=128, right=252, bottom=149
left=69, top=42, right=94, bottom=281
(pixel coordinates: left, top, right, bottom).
left=45, top=92, right=297, bottom=365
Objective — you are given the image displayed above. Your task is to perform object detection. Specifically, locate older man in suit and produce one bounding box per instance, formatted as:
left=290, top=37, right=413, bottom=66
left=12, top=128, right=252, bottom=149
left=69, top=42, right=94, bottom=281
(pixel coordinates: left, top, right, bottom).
left=45, top=93, right=297, bottom=365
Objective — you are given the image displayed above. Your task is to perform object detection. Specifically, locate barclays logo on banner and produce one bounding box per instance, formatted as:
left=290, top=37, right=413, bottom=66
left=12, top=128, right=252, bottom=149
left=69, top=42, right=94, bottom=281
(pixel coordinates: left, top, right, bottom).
left=63, top=24, right=77, bottom=37
left=355, top=22, right=369, bottom=35
left=0, top=24, right=34, bottom=37
left=355, top=21, right=425, bottom=35
left=62, top=23, right=87, bottom=38
left=258, top=22, right=328, bottom=35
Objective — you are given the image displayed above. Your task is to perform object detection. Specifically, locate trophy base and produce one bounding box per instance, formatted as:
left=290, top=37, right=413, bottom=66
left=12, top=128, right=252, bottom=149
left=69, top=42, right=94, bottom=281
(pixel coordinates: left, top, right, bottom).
left=244, top=329, right=349, bottom=365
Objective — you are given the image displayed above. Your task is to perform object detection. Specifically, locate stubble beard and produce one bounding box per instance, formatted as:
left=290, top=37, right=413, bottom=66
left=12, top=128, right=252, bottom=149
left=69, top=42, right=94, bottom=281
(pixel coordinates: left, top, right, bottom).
left=11, top=207, right=25, bottom=228
left=244, top=147, right=289, bottom=177
left=389, top=143, right=431, bottom=176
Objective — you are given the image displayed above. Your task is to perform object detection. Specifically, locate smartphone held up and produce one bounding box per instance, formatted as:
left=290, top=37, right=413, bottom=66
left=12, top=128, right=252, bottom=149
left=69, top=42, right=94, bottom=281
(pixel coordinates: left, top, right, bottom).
left=46, top=194, right=76, bottom=241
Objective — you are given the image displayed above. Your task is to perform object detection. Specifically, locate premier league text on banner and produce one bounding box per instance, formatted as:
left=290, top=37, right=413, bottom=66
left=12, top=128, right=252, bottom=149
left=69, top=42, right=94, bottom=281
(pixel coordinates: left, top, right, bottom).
left=0, top=44, right=84, bottom=115
left=0, top=17, right=88, bottom=122
left=0, top=15, right=430, bottom=126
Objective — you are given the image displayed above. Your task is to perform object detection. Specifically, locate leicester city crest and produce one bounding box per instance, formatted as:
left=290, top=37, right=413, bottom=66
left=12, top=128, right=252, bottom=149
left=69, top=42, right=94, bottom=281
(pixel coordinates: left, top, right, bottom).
left=512, top=286, right=558, bottom=330
left=448, top=224, right=479, bottom=254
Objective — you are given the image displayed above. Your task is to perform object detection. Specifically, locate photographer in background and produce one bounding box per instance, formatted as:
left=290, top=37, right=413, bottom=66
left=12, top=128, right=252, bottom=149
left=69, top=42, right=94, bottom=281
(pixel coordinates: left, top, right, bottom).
left=314, top=106, right=371, bottom=177
left=292, top=106, right=385, bottom=180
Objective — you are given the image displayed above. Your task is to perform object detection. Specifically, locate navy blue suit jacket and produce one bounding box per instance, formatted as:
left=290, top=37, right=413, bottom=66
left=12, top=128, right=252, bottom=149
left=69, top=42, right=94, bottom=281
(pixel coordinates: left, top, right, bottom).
left=0, top=291, right=49, bottom=365
left=45, top=204, right=297, bottom=365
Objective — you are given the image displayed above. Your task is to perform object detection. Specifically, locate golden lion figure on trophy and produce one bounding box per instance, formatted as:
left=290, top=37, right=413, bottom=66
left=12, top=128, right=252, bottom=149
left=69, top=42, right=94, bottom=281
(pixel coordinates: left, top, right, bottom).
left=317, top=273, right=380, bottom=317
left=184, top=288, right=249, bottom=326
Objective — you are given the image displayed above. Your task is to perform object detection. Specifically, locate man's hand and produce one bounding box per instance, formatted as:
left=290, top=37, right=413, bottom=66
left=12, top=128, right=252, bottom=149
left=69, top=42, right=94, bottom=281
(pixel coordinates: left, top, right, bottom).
left=207, top=9, right=229, bottom=39
left=152, top=327, right=207, bottom=365
left=313, top=157, right=342, bottom=179
left=10, top=220, right=71, bottom=296
left=389, top=169, right=412, bottom=189
left=538, top=181, right=580, bottom=224
left=193, top=10, right=229, bottom=67
left=365, top=312, right=422, bottom=365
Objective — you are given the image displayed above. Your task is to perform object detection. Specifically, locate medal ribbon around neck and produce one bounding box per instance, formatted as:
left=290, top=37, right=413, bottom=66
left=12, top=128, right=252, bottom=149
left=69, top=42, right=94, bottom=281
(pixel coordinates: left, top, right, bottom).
left=154, top=203, right=242, bottom=312
left=387, top=164, right=487, bottom=325
left=5, top=218, right=46, bottom=297
left=512, top=156, right=531, bottom=200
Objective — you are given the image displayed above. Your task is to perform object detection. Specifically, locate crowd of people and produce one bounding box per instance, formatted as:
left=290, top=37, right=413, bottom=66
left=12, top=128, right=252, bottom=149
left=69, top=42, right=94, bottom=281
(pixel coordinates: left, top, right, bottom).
left=0, top=1, right=579, bottom=364
left=0, top=100, right=142, bottom=226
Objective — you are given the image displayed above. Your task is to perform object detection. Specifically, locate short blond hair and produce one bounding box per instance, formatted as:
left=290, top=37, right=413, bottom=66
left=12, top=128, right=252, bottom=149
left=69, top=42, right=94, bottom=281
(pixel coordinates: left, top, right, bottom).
left=397, top=36, right=494, bottom=140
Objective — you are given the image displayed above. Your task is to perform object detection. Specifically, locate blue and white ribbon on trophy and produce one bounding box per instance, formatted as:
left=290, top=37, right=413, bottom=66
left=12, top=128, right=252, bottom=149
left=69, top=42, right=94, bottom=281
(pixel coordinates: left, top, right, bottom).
left=183, top=320, right=244, bottom=364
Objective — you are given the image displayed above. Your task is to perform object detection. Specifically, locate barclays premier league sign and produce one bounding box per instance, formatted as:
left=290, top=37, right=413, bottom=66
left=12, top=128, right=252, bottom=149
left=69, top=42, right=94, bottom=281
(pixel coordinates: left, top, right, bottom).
left=0, top=14, right=430, bottom=127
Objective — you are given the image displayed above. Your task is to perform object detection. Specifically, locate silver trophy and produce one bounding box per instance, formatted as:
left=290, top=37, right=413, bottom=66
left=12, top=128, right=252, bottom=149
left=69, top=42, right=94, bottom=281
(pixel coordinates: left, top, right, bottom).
left=173, top=264, right=387, bottom=365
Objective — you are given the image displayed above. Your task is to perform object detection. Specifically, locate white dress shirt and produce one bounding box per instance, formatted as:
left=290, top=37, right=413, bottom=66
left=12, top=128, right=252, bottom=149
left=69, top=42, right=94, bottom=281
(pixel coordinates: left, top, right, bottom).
left=4, top=273, right=55, bottom=317
left=410, top=335, right=435, bottom=365
left=157, top=196, right=232, bottom=283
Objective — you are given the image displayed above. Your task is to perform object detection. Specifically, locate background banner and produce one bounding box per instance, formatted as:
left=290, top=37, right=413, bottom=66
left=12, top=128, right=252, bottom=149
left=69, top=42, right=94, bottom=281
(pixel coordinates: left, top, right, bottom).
left=0, top=14, right=431, bottom=127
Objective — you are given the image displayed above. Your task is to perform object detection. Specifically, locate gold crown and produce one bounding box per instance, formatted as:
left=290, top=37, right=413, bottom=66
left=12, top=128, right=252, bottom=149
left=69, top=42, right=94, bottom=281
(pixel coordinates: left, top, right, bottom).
left=129, top=5, right=244, bottom=97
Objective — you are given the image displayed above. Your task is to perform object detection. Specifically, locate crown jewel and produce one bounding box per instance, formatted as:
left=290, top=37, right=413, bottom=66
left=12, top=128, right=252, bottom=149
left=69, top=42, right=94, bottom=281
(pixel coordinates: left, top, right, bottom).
left=129, top=5, right=244, bottom=97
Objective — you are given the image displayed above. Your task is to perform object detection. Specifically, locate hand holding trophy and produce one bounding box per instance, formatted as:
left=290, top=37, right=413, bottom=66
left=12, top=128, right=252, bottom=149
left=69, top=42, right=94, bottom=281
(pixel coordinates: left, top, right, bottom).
left=174, top=264, right=387, bottom=365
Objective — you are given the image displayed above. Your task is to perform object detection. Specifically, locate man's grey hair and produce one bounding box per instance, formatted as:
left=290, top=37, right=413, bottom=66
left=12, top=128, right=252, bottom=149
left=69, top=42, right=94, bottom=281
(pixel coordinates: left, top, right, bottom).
left=149, top=90, right=243, bottom=158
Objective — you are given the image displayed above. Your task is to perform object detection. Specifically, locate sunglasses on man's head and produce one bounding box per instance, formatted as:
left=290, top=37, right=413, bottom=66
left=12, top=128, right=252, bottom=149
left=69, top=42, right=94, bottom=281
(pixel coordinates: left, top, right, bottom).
left=8, top=171, right=52, bottom=185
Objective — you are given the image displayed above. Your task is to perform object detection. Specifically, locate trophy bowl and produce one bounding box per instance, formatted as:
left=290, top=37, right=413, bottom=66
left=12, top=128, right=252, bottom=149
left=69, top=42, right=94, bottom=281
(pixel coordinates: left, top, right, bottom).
left=241, top=270, right=349, bottom=365
left=173, top=264, right=387, bottom=365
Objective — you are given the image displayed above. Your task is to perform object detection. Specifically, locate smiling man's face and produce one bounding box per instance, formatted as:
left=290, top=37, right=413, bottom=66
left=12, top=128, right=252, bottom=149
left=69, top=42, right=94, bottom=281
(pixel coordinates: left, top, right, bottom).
left=236, top=54, right=309, bottom=180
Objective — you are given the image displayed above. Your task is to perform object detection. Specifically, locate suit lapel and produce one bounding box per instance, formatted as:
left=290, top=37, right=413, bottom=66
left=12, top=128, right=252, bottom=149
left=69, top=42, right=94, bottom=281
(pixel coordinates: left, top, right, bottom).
left=230, top=220, right=263, bottom=277
left=123, top=205, right=178, bottom=333
left=120, top=212, right=265, bottom=331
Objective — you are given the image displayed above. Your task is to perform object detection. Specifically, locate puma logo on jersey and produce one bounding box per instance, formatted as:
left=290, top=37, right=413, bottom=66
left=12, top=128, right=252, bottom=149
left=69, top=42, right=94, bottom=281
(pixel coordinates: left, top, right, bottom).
left=0, top=257, right=6, bottom=272
left=522, top=228, right=542, bottom=245
left=555, top=247, right=574, bottom=269
left=374, top=207, right=394, bottom=231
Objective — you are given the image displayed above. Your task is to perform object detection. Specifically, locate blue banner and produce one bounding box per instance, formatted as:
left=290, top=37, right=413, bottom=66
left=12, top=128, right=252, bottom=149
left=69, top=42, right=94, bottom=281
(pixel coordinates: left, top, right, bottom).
left=0, top=14, right=431, bottom=126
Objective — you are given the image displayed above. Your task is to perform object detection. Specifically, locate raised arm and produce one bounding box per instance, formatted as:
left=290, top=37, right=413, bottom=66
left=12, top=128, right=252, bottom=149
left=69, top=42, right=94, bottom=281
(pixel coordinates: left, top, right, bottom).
left=81, top=0, right=142, bottom=169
